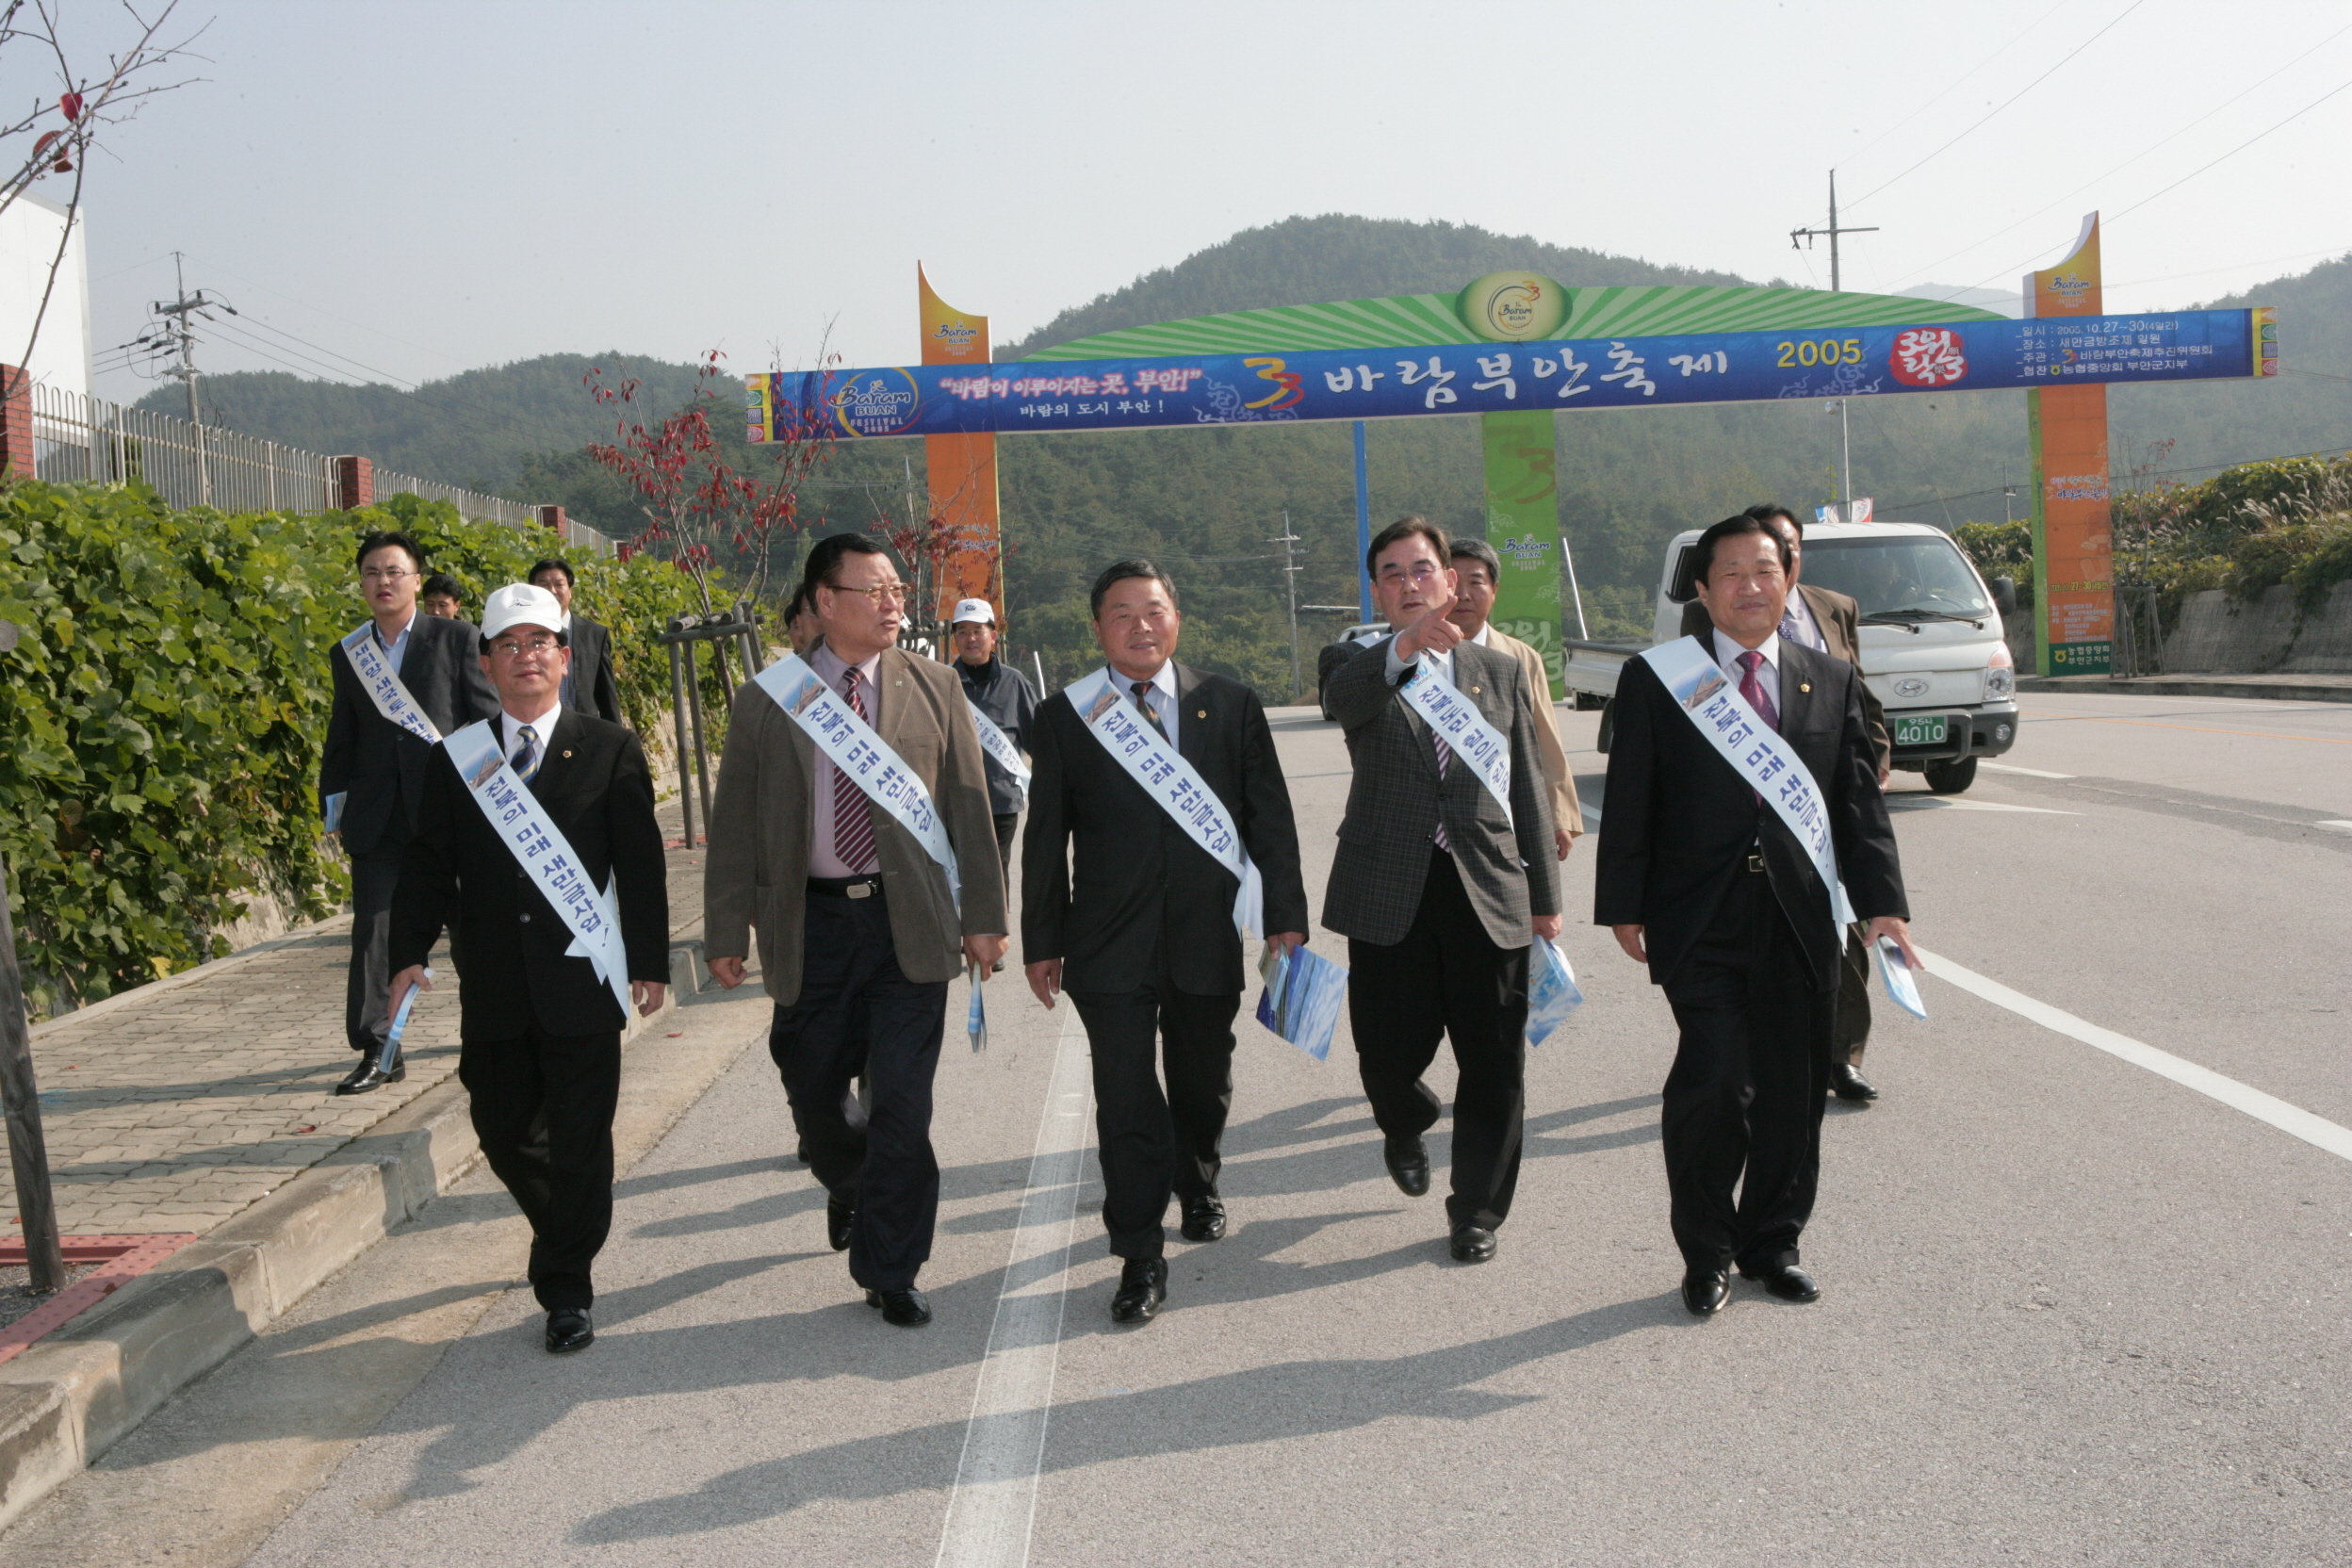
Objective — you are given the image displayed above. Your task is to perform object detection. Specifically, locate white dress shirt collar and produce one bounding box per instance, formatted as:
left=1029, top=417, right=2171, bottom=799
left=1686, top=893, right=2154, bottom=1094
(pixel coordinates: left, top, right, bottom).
left=808, top=641, right=884, bottom=691
left=1711, top=628, right=1782, bottom=719
left=498, top=696, right=566, bottom=762
left=1108, top=662, right=1178, bottom=744
left=1468, top=622, right=1492, bottom=646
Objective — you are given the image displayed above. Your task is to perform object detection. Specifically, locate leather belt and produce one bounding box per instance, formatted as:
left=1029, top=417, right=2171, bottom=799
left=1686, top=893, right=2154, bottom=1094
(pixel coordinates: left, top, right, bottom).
left=808, top=874, right=883, bottom=900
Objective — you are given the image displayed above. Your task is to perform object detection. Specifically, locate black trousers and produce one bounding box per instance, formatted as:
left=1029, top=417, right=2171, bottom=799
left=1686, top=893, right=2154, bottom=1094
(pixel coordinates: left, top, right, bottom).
left=768, top=889, right=947, bottom=1292
left=1658, top=867, right=1837, bottom=1274
left=1835, top=923, right=1872, bottom=1068
left=460, top=1024, right=622, bottom=1312
left=1347, top=849, right=1529, bottom=1232
left=1069, top=950, right=1240, bottom=1260
left=345, top=843, right=402, bottom=1053
left=991, top=812, right=1020, bottom=886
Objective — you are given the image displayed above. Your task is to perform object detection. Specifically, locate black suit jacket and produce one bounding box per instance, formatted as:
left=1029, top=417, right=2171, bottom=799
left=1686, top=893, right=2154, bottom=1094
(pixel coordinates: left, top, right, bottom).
left=389, top=710, right=671, bottom=1037
left=1022, top=664, right=1309, bottom=996
left=1593, top=637, right=1905, bottom=993
left=564, top=615, right=625, bottom=725
left=319, top=614, right=500, bottom=856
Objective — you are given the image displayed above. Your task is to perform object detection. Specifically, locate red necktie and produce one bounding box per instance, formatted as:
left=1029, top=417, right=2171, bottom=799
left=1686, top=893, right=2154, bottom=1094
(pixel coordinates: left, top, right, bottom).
left=832, top=669, right=879, bottom=873
left=1738, top=650, right=1777, bottom=809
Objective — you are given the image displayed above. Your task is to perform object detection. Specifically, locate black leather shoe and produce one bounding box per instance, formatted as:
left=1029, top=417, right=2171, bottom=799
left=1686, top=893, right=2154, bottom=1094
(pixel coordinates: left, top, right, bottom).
left=1180, top=1194, right=1226, bottom=1242
left=1740, top=1263, right=1821, bottom=1302
left=545, top=1308, right=594, bottom=1353
left=863, top=1286, right=932, bottom=1327
left=1831, top=1065, right=1879, bottom=1102
left=1383, top=1134, right=1431, bottom=1198
left=1448, top=1224, right=1498, bottom=1263
left=1110, top=1256, right=1168, bottom=1324
left=826, top=1195, right=854, bottom=1252
left=334, top=1054, right=406, bottom=1096
left=1681, top=1267, right=1731, bottom=1316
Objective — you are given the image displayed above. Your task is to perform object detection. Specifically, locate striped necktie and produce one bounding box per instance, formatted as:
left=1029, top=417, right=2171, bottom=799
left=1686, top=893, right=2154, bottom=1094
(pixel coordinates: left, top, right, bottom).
left=1132, top=680, right=1168, bottom=739
left=510, top=724, right=541, bottom=783
left=832, top=670, right=879, bottom=873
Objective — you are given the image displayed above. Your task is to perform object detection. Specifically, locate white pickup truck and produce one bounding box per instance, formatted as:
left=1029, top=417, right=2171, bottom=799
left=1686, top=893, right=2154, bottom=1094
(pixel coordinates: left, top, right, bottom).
left=1563, top=520, right=2021, bottom=793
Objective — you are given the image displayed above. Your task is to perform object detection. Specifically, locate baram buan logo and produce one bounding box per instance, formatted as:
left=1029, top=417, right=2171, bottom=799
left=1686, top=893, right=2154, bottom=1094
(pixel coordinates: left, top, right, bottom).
left=932, top=318, right=980, bottom=356
left=827, top=369, right=922, bottom=436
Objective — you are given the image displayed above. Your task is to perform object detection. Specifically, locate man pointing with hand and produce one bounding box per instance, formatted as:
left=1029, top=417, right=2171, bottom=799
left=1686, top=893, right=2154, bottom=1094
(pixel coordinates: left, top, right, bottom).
left=1322, top=518, right=1560, bottom=1266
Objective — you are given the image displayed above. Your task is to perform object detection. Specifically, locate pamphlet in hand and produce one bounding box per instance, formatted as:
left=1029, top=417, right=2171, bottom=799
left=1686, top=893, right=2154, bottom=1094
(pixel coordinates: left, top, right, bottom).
left=1527, top=939, right=1584, bottom=1047
left=323, top=792, right=346, bottom=834
left=1876, top=938, right=1927, bottom=1020
left=967, top=961, right=988, bottom=1053
left=380, top=965, right=431, bottom=1073
left=1255, top=941, right=1346, bottom=1063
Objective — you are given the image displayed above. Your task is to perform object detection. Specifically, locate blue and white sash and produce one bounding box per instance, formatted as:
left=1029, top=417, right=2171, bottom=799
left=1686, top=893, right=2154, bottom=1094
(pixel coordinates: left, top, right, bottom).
left=1638, top=636, right=1856, bottom=929
left=1400, top=654, right=1514, bottom=829
left=444, top=721, right=632, bottom=1021
left=967, top=700, right=1031, bottom=798
left=340, top=622, right=442, bottom=745
left=1063, top=668, right=1263, bottom=939
left=753, top=654, right=962, bottom=909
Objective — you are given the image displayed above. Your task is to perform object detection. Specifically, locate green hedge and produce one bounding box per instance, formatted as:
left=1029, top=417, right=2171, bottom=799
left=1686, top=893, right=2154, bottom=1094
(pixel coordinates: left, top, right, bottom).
left=0, top=482, right=716, bottom=1018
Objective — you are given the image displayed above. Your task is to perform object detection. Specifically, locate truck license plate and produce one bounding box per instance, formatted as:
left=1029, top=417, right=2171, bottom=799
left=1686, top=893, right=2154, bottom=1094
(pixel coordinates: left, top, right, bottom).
left=1895, top=714, right=1949, bottom=747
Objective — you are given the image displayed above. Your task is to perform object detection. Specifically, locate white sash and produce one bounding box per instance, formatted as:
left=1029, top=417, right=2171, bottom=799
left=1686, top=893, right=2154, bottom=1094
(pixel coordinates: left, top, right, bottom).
left=1400, top=653, right=1514, bottom=829
left=340, top=621, right=442, bottom=745
left=1062, top=668, right=1263, bottom=939
left=753, top=654, right=962, bottom=909
left=967, top=699, right=1031, bottom=797
left=444, top=720, right=632, bottom=1020
left=1637, top=636, right=1855, bottom=929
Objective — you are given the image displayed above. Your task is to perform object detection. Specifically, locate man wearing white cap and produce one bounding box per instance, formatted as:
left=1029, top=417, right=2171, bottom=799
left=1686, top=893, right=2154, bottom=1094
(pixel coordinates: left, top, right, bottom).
left=950, top=596, right=1037, bottom=890
left=387, top=582, right=671, bottom=1355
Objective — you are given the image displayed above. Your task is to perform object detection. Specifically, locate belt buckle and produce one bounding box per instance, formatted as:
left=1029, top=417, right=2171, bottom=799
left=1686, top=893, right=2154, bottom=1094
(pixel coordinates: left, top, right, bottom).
left=846, top=880, right=874, bottom=900
left=1746, top=851, right=1766, bottom=874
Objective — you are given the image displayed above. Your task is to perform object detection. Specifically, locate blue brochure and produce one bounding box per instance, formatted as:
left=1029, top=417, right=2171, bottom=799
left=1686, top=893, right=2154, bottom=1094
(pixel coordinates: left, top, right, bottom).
left=1876, top=938, right=1927, bottom=1020
left=967, top=962, right=988, bottom=1053
left=1255, top=942, right=1346, bottom=1063
left=1527, top=939, right=1585, bottom=1047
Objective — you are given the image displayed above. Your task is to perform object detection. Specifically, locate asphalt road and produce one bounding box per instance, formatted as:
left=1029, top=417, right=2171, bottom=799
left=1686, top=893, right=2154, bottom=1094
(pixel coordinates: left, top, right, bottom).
left=8, top=690, right=2349, bottom=1567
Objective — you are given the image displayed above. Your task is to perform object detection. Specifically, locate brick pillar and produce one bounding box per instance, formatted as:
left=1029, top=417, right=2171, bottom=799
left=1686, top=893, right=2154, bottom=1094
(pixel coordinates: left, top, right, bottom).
left=0, top=368, right=33, bottom=480
left=535, top=504, right=566, bottom=532
left=331, top=455, right=373, bottom=511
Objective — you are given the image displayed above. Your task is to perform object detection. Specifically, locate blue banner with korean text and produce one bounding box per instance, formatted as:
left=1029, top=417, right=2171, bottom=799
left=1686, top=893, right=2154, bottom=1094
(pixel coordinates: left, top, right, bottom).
left=749, top=309, right=2266, bottom=441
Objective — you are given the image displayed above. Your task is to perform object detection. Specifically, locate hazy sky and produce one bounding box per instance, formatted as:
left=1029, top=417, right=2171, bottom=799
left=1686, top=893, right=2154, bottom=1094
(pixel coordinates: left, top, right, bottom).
left=48, top=0, right=2352, bottom=402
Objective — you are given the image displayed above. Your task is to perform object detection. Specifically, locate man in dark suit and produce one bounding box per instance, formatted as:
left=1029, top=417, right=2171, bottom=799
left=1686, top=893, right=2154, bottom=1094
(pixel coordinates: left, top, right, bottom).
left=1598, top=514, right=1918, bottom=1317
left=530, top=558, right=624, bottom=725
left=320, top=529, right=498, bottom=1094
left=1023, top=560, right=1310, bottom=1324
left=386, top=581, right=670, bottom=1354
left=1677, top=503, right=1892, bottom=1102
left=1323, top=517, right=1560, bottom=1266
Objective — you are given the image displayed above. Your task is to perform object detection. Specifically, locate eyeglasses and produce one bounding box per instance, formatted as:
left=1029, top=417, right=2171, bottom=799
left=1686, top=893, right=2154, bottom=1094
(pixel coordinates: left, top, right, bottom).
left=489, top=634, right=562, bottom=658
left=360, top=567, right=416, bottom=582
left=1377, top=562, right=1444, bottom=585
left=828, top=581, right=911, bottom=605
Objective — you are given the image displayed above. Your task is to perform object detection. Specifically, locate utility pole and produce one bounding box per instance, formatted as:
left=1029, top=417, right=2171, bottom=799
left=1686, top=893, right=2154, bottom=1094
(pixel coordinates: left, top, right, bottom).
left=150, top=253, right=237, bottom=505
left=1791, top=172, right=1878, bottom=508
left=1270, top=514, right=1303, bottom=703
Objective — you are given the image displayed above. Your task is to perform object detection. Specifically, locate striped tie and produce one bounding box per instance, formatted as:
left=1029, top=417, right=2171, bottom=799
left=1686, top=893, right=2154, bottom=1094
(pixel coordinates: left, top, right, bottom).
left=511, top=724, right=540, bottom=783
left=1132, top=680, right=1168, bottom=739
left=832, top=670, right=879, bottom=873
left=1430, top=721, right=1452, bottom=854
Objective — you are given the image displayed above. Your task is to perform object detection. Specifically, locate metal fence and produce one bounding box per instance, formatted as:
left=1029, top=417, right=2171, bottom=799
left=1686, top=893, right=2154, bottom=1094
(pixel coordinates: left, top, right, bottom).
left=24, top=381, right=611, bottom=556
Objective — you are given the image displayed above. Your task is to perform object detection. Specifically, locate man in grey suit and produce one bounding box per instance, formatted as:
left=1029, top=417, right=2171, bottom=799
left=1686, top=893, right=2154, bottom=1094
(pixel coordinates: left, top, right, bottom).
left=1322, top=516, right=1560, bottom=1264
left=530, top=558, right=624, bottom=725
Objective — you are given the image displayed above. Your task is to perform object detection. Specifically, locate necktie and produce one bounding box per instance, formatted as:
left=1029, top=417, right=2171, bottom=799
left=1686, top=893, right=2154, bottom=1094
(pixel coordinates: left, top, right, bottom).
left=1737, top=650, right=1779, bottom=728
left=1427, top=666, right=1454, bottom=853
left=1777, top=609, right=1805, bottom=646
left=1132, top=680, right=1168, bottom=739
left=510, top=724, right=540, bottom=783
left=832, top=670, right=879, bottom=873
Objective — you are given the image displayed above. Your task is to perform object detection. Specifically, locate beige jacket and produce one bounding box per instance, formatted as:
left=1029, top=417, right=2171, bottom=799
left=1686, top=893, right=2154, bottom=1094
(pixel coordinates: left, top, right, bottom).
left=703, top=647, right=1008, bottom=1004
left=1484, top=627, right=1583, bottom=841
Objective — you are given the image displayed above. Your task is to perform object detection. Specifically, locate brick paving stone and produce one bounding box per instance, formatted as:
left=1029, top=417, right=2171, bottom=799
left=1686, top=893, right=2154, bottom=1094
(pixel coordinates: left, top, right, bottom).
left=3, top=808, right=709, bottom=1242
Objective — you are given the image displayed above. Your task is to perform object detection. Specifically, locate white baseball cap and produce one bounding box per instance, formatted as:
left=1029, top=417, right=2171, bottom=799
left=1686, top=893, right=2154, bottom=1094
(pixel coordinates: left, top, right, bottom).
left=951, top=597, right=996, bottom=626
left=480, top=582, right=566, bottom=642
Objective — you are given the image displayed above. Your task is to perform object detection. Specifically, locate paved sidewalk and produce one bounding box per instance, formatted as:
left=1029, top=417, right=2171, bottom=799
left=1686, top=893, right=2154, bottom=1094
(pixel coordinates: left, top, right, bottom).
left=3, top=824, right=711, bottom=1242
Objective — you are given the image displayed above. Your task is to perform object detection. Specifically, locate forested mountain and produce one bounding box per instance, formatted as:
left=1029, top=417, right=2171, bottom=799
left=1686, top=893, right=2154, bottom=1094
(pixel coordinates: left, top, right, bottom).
left=142, top=215, right=2351, bottom=700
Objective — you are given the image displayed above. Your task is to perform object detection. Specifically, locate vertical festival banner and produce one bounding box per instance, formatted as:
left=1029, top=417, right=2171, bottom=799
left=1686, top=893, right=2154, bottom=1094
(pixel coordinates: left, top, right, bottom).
left=1479, top=409, right=1568, bottom=700
left=2023, top=215, right=2112, bottom=676
left=920, top=266, right=1003, bottom=627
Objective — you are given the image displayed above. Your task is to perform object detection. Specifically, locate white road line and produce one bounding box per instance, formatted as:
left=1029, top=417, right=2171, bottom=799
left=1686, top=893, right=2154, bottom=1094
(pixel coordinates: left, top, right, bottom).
left=935, top=1005, right=1095, bottom=1568
left=2318, top=820, right=2352, bottom=833
left=1886, top=797, right=2072, bottom=814
left=1980, top=761, right=2076, bottom=778
left=1918, top=947, right=2352, bottom=1163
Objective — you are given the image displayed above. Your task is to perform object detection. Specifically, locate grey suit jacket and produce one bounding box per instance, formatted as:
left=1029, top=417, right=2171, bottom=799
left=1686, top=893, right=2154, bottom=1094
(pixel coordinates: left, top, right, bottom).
left=1679, top=583, right=1890, bottom=771
left=702, top=647, right=1008, bottom=1004
left=1320, top=636, right=1559, bottom=949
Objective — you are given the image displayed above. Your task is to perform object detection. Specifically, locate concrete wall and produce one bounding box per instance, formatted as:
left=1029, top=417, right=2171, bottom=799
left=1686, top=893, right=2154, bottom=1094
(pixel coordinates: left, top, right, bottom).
left=2161, top=581, right=2352, bottom=675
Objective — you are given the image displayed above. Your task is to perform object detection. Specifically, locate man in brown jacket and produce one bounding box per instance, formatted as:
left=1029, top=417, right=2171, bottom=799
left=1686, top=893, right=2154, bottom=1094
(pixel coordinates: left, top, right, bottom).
left=704, top=534, right=1008, bottom=1328
left=1447, top=537, right=1583, bottom=863
left=1678, top=503, right=1890, bottom=1103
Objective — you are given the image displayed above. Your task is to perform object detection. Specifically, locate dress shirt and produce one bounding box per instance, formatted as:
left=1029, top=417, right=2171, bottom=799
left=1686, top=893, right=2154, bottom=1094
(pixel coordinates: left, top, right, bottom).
left=1382, top=634, right=1462, bottom=693
left=807, top=642, right=886, bottom=878
left=374, top=608, right=416, bottom=677
left=498, top=694, right=566, bottom=777
left=1711, top=627, right=1782, bottom=724
left=1778, top=586, right=1828, bottom=653
left=1110, top=661, right=1179, bottom=749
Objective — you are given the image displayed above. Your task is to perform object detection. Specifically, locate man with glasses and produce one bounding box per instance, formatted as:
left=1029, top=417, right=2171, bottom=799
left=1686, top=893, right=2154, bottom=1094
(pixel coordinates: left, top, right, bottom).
left=703, top=534, right=1008, bottom=1329
left=386, top=582, right=670, bottom=1354
left=320, top=530, right=497, bottom=1094
left=1323, top=517, right=1560, bottom=1266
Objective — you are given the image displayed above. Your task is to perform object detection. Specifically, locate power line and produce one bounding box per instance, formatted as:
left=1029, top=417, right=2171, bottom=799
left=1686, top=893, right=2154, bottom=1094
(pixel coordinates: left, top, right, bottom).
left=1844, top=0, right=2147, bottom=211
left=1837, top=0, right=2071, bottom=169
